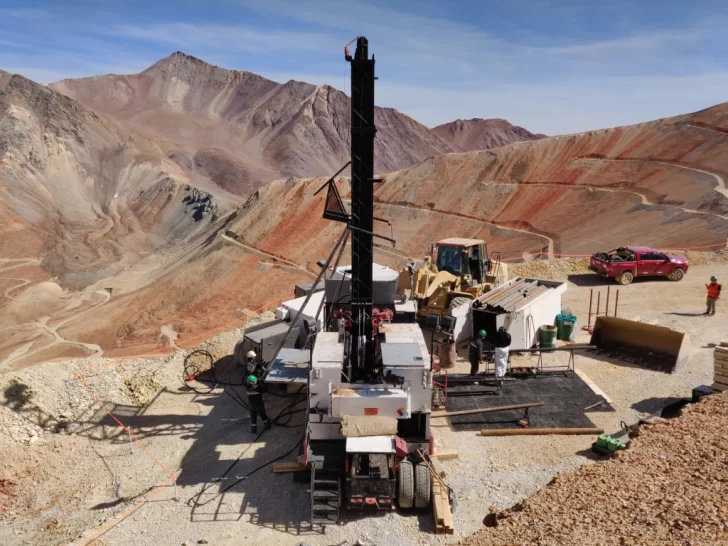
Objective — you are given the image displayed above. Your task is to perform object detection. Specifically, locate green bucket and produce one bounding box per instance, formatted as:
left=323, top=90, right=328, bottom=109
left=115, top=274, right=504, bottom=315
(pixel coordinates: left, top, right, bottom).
left=556, top=313, right=576, bottom=341
left=539, top=325, right=558, bottom=348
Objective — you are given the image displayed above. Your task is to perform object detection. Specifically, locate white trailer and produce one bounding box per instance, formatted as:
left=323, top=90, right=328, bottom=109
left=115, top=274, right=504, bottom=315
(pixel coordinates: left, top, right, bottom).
left=471, top=277, right=567, bottom=349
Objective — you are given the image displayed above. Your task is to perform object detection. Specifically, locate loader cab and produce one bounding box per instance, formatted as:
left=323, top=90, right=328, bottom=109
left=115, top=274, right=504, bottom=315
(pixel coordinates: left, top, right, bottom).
left=435, top=238, right=488, bottom=283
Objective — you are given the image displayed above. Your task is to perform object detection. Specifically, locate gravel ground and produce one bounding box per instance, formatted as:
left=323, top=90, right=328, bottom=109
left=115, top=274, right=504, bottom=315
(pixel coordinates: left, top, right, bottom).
left=458, top=392, right=728, bottom=546
left=0, top=262, right=725, bottom=546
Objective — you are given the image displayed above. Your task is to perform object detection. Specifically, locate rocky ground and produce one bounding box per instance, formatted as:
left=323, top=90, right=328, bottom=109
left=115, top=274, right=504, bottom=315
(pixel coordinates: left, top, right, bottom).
left=459, top=392, right=728, bottom=546
left=0, top=260, right=725, bottom=545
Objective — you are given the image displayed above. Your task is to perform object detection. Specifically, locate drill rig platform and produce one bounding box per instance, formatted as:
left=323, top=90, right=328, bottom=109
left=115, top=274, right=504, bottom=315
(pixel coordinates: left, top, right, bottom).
left=302, top=37, right=435, bottom=525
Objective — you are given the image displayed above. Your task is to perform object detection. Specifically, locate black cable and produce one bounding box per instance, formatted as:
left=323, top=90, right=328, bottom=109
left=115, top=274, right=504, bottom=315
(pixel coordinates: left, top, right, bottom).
left=187, top=385, right=307, bottom=508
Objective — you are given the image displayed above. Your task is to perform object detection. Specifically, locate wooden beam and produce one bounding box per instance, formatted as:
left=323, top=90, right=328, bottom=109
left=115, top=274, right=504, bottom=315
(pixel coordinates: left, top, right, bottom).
left=272, top=462, right=307, bottom=473
left=433, top=450, right=458, bottom=461
left=430, top=457, right=446, bottom=478
left=480, top=427, right=603, bottom=436
left=431, top=402, right=543, bottom=419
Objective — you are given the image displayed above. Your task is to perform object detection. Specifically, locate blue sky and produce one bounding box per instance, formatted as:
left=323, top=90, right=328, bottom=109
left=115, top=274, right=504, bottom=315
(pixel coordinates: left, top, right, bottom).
left=1, top=0, right=727, bottom=135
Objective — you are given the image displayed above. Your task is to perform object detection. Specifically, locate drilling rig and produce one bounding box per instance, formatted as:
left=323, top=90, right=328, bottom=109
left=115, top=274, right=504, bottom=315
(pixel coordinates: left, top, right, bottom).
left=303, top=37, right=434, bottom=525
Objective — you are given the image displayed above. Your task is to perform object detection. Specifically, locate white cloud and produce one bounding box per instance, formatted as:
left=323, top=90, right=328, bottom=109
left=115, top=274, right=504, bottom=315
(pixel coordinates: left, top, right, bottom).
left=114, top=23, right=338, bottom=54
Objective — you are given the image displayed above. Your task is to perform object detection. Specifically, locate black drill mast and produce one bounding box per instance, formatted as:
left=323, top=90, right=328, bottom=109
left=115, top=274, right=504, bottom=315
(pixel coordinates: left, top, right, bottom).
left=347, top=37, right=376, bottom=378
left=319, top=37, right=377, bottom=379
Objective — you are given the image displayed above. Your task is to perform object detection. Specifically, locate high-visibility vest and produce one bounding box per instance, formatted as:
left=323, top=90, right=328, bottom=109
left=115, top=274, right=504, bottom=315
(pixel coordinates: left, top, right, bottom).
left=707, top=283, right=721, bottom=298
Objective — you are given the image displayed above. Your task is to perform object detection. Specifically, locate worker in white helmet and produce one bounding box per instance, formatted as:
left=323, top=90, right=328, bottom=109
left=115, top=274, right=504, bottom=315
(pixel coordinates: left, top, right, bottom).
left=245, top=350, right=258, bottom=375
left=244, top=350, right=270, bottom=434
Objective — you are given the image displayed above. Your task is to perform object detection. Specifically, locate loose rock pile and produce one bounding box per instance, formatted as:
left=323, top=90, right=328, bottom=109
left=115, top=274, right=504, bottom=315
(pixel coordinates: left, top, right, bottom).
left=459, top=392, right=728, bottom=546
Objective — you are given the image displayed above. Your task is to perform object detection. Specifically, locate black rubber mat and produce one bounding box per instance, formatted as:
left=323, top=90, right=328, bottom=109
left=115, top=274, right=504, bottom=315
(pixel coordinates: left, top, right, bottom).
left=446, top=371, right=613, bottom=431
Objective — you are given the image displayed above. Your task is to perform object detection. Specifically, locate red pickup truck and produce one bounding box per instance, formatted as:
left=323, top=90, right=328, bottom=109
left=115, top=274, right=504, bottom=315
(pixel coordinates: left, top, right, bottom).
left=589, top=246, right=689, bottom=285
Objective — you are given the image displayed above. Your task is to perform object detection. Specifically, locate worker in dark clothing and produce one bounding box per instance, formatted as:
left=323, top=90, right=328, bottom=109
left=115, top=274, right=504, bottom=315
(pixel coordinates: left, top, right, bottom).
left=705, top=276, right=721, bottom=316
left=243, top=350, right=270, bottom=434
left=245, top=374, right=270, bottom=434
left=469, top=329, right=486, bottom=375
left=493, top=326, right=512, bottom=378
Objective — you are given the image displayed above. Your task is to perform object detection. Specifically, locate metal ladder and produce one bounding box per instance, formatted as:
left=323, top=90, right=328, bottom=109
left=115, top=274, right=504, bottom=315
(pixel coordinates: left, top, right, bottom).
left=310, top=464, right=341, bottom=526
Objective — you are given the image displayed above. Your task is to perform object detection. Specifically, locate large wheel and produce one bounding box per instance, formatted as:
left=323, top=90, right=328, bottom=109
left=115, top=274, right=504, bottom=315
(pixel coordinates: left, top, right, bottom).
left=414, top=462, right=431, bottom=509
left=397, top=460, right=414, bottom=509
left=618, top=271, right=634, bottom=285
left=669, top=268, right=685, bottom=282
left=450, top=296, right=471, bottom=310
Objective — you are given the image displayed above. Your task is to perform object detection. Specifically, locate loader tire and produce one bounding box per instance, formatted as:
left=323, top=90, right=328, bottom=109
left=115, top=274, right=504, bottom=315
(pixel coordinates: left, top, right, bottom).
left=414, top=462, right=431, bottom=509
left=618, top=271, right=634, bottom=285
left=450, top=296, right=471, bottom=310
left=397, top=460, right=414, bottom=509
left=669, top=268, right=685, bottom=282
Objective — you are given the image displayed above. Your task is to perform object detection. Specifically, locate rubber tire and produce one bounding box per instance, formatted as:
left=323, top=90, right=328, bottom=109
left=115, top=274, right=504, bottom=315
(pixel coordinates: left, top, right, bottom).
left=450, top=296, right=471, bottom=310
left=618, top=271, right=634, bottom=285
left=397, top=460, right=414, bottom=509
left=669, top=268, right=685, bottom=282
left=414, top=462, right=431, bottom=509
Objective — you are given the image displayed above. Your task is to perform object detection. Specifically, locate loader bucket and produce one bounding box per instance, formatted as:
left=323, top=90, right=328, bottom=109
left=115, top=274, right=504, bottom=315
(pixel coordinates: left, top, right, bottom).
left=589, top=316, right=690, bottom=373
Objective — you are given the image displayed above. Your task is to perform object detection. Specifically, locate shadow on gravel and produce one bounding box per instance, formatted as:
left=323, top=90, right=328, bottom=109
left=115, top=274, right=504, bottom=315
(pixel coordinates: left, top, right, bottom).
left=631, top=396, right=683, bottom=415
left=177, top=354, right=315, bottom=538
left=566, top=274, right=610, bottom=287
left=567, top=274, right=672, bottom=287
left=666, top=312, right=709, bottom=317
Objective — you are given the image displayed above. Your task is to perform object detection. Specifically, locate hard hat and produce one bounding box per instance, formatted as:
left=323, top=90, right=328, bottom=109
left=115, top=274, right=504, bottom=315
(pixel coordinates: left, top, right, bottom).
left=246, top=350, right=256, bottom=359
left=711, top=276, right=717, bottom=281
left=247, top=375, right=258, bottom=384
left=478, top=329, right=487, bottom=337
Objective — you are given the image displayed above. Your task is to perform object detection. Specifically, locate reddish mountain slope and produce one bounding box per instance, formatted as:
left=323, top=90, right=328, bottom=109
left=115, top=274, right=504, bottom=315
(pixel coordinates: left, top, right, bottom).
left=433, top=118, right=545, bottom=152
left=59, top=102, right=728, bottom=355
left=50, top=52, right=453, bottom=188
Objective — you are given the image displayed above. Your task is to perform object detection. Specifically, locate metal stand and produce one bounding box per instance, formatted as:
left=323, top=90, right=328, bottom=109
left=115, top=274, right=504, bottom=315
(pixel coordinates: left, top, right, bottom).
left=536, top=348, right=576, bottom=373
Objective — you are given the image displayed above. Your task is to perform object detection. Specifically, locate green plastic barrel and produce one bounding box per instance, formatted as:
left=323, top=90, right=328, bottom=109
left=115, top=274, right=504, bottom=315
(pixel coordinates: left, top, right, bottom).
left=539, top=325, right=558, bottom=348
left=557, top=314, right=576, bottom=341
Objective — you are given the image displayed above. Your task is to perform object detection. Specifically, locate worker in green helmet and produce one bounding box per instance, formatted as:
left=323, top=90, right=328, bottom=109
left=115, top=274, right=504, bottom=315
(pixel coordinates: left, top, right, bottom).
left=245, top=373, right=270, bottom=434
left=469, top=329, right=487, bottom=375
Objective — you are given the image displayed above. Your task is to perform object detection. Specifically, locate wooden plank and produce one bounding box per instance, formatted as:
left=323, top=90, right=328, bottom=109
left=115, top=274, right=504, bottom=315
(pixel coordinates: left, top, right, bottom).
left=481, top=427, right=603, bottom=436
left=712, top=382, right=728, bottom=392
left=431, top=474, right=453, bottom=534
left=713, top=352, right=728, bottom=364
left=714, top=345, right=728, bottom=354
left=713, top=373, right=728, bottom=384
left=272, top=462, right=307, bottom=473
left=720, top=341, right=728, bottom=348
left=433, top=450, right=459, bottom=461
left=431, top=402, right=544, bottom=418
left=430, top=456, right=446, bottom=478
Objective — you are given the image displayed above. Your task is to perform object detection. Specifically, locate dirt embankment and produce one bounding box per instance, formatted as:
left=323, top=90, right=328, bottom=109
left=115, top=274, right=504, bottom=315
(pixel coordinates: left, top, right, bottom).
left=458, top=392, right=728, bottom=546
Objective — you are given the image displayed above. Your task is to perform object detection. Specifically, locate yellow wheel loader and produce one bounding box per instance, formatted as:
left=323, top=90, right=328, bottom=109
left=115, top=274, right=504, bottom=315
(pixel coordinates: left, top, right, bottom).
left=400, top=238, right=506, bottom=323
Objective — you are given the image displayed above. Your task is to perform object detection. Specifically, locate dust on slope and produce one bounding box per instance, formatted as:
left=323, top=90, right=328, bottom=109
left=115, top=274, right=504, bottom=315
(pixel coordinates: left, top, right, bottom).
left=459, top=392, right=728, bottom=546
left=51, top=52, right=454, bottom=187
left=433, top=118, right=545, bottom=152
